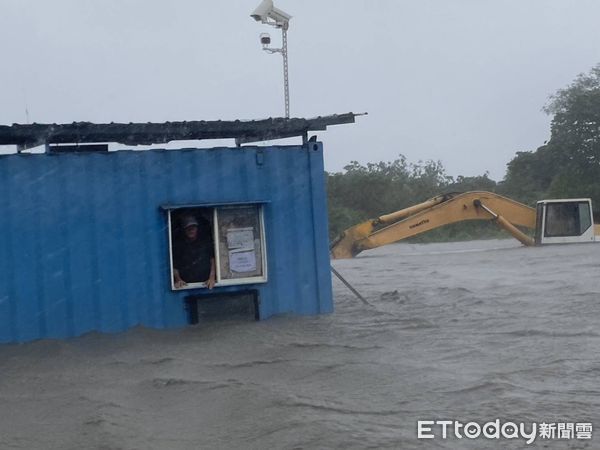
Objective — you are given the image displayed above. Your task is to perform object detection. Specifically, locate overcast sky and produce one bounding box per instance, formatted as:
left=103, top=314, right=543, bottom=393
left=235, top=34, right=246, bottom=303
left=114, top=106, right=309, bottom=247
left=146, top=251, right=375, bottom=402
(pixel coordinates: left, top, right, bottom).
left=1, top=0, right=599, bottom=180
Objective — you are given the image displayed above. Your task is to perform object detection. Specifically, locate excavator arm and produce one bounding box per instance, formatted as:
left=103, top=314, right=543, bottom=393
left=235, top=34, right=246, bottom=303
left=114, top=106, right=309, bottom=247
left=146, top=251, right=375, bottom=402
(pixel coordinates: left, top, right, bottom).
left=330, top=191, right=537, bottom=259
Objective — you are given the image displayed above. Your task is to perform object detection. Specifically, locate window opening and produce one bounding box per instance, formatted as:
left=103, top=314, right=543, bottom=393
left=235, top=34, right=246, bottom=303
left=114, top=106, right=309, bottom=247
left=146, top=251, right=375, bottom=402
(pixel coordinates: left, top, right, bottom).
left=544, top=202, right=591, bottom=237
left=167, top=204, right=267, bottom=290
left=169, top=207, right=216, bottom=290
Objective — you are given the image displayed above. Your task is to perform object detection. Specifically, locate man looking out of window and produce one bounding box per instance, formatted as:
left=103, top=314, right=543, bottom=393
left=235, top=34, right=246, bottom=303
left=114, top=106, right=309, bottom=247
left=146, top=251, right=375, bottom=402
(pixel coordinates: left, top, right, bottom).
left=173, top=215, right=216, bottom=289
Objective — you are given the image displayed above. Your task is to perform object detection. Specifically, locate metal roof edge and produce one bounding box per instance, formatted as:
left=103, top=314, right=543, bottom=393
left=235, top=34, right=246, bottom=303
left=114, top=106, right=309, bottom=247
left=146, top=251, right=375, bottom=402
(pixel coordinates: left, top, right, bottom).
left=0, top=112, right=366, bottom=149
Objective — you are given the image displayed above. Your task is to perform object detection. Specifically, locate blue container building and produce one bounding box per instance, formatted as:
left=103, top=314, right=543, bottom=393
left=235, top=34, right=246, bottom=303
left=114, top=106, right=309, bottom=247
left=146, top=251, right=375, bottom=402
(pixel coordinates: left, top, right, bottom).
left=0, top=115, right=358, bottom=343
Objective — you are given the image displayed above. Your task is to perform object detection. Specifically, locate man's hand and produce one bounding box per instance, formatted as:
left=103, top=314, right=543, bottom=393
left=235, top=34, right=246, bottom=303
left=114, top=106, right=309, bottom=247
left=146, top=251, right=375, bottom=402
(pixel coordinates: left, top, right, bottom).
left=206, top=258, right=216, bottom=289
left=206, top=274, right=216, bottom=290
left=173, top=269, right=187, bottom=289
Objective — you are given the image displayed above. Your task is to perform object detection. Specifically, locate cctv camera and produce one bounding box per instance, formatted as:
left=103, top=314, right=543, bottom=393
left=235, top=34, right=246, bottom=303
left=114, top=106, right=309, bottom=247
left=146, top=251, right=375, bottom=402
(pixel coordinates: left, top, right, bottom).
left=268, top=6, right=291, bottom=25
left=251, top=0, right=291, bottom=27
left=260, top=32, right=271, bottom=46
left=251, top=0, right=273, bottom=22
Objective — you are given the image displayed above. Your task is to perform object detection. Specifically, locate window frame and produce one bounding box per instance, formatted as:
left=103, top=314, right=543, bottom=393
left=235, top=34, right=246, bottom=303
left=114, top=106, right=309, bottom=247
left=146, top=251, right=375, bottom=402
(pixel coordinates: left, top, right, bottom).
left=543, top=201, right=590, bottom=238
left=165, top=202, right=268, bottom=291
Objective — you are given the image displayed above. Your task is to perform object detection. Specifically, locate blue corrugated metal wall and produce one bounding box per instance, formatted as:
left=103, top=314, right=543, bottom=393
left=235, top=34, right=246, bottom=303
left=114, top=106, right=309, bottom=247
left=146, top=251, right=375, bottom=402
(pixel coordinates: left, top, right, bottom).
left=0, top=143, right=333, bottom=343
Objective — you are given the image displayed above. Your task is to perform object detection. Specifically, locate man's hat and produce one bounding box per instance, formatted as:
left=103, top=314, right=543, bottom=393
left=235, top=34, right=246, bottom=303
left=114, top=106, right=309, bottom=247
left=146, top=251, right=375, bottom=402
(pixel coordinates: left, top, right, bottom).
left=181, top=215, right=199, bottom=229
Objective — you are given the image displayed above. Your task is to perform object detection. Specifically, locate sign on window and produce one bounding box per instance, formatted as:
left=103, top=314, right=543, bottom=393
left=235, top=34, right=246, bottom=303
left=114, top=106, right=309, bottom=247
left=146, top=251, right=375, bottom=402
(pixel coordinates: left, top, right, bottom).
left=215, top=205, right=267, bottom=285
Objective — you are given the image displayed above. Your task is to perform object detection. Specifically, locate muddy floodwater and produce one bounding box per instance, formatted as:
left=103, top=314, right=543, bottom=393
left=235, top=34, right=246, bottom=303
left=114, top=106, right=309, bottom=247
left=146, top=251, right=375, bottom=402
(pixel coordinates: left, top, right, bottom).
left=1, top=239, right=599, bottom=449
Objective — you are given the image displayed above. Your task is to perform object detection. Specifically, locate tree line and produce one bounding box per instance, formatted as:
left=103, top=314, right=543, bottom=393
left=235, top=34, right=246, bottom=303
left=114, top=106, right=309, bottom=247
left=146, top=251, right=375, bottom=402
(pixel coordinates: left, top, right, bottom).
left=327, top=64, right=600, bottom=241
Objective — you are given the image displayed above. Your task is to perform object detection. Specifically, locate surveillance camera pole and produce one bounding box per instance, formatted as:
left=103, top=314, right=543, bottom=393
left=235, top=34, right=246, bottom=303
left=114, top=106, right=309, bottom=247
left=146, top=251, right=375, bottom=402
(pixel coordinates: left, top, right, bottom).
left=281, top=25, right=289, bottom=119
left=260, top=24, right=290, bottom=119
left=253, top=0, right=291, bottom=119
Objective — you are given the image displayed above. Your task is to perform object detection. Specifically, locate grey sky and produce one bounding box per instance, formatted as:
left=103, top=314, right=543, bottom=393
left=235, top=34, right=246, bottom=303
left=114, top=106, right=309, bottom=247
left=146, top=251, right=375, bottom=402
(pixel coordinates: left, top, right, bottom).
left=1, top=0, right=599, bottom=180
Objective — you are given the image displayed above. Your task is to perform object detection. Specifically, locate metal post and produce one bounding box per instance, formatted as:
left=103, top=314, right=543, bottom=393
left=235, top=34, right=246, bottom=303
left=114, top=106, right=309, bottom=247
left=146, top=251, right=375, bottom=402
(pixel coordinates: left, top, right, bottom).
left=330, top=266, right=370, bottom=305
left=282, top=27, right=290, bottom=118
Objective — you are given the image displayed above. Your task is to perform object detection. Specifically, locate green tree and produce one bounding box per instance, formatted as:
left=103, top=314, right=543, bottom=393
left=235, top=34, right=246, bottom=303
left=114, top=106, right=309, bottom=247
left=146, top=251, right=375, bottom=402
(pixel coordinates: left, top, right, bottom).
left=499, top=146, right=558, bottom=204
left=447, top=173, right=497, bottom=193
left=326, top=155, right=501, bottom=241
left=503, top=64, right=600, bottom=217
left=326, top=156, right=453, bottom=239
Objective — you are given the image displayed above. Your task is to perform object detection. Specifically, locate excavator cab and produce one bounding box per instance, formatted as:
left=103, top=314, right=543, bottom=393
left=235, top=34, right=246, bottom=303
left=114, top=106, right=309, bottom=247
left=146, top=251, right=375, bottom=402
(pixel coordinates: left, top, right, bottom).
left=535, top=199, right=596, bottom=245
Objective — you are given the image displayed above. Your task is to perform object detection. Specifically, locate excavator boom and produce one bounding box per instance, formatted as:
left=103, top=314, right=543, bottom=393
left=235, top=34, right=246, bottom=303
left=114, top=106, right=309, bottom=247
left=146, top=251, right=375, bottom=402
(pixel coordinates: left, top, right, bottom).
left=330, top=191, right=537, bottom=259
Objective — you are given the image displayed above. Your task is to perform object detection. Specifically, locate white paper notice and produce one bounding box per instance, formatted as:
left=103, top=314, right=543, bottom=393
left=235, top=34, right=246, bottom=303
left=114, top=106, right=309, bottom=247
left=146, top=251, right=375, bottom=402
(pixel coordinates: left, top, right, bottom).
left=227, top=227, right=254, bottom=250
left=229, top=249, right=257, bottom=273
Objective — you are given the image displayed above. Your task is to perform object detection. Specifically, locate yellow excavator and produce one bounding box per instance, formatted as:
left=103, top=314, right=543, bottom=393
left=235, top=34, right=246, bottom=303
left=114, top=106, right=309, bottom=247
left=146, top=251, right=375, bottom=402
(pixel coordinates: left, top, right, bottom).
left=330, top=191, right=600, bottom=259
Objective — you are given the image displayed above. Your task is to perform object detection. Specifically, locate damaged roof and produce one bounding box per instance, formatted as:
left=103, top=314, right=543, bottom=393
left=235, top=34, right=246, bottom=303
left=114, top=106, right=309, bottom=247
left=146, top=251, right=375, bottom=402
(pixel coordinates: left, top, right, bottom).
left=0, top=113, right=363, bottom=149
